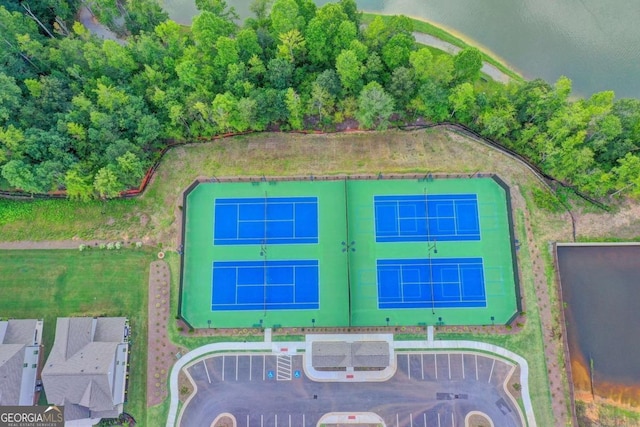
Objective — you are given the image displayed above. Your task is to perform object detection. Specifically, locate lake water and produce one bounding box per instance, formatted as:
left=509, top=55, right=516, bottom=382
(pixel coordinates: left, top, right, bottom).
left=557, top=244, right=640, bottom=407
left=161, top=0, right=640, bottom=99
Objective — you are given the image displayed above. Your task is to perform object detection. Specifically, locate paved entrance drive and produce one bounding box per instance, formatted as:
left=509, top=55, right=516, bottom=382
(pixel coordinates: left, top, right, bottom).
left=179, top=352, right=523, bottom=427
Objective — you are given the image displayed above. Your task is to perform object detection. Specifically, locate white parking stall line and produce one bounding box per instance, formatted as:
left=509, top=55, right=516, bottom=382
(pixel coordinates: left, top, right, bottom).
left=421, top=354, right=424, bottom=380
left=475, top=355, right=479, bottom=381
left=249, top=356, right=252, bottom=381
left=275, top=414, right=278, bottom=427
left=396, top=413, right=399, bottom=427
left=222, top=356, right=225, bottom=382
left=247, top=415, right=249, bottom=427
left=289, top=414, right=291, bottom=427
left=261, top=414, right=263, bottom=427
left=236, top=356, right=239, bottom=381
left=423, top=413, right=427, bottom=426
left=407, top=354, right=411, bottom=379
left=303, top=414, right=305, bottom=427
left=434, top=354, right=438, bottom=379
left=203, top=360, right=211, bottom=383
left=437, top=412, right=441, bottom=427
left=488, top=359, right=496, bottom=383
left=462, top=354, right=465, bottom=379
left=448, top=354, right=451, bottom=380
left=451, top=412, right=455, bottom=427
left=263, top=356, right=266, bottom=381
left=410, top=413, right=413, bottom=427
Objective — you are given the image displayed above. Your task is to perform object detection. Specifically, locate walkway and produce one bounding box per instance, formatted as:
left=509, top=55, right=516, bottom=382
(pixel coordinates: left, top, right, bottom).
left=78, top=6, right=126, bottom=45
left=0, top=240, right=111, bottom=250
left=413, top=32, right=512, bottom=84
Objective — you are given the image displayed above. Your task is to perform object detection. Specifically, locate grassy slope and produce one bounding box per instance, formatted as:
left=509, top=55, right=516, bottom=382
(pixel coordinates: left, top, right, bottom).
left=361, top=12, right=524, bottom=81
left=0, top=249, right=154, bottom=424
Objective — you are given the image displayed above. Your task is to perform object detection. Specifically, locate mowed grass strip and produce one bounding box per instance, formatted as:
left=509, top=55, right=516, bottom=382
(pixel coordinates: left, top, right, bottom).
left=0, top=249, right=154, bottom=423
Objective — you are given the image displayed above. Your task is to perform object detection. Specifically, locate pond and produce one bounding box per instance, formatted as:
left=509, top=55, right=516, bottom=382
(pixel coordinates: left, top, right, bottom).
left=160, top=0, right=640, bottom=99
left=556, top=244, right=640, bottom=407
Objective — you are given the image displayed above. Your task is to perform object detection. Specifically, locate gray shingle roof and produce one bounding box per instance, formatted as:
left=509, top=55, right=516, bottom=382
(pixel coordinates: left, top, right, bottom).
left=352, top=341, right=390, bottom=368
left=1, top=319, right=38, bottom=345
left=42, top=317, right=127, bottom=422
left=0, top=319, right=41, bottom=406
left=0, top=345, right=25, bottom=405
left=312, top=341, right=390, bottom=369
left=312, top=341, right=350, bottom=368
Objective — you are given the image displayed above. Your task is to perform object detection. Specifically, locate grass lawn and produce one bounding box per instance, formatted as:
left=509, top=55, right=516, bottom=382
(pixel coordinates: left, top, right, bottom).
left=0, top=248, right=155, bottom=424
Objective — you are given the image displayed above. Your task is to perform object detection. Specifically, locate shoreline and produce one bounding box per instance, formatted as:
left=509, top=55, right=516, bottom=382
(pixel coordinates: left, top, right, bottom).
left=360, top=12, right=524, bottom=82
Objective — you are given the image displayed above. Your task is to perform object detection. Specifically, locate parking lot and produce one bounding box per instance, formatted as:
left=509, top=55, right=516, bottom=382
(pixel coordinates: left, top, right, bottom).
left=179, top=352, right=522, bottom=427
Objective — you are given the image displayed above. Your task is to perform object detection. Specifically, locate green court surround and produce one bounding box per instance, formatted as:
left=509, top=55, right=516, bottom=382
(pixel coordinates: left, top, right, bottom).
left=179, top=177, right=519, bottom=329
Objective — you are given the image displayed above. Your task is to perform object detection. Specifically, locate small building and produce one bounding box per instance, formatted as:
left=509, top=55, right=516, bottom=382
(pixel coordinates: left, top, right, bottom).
left=312, top=341, right=390, bottom=371
left=0, top=319, right=43, bottom=405
left=42, top=317, right=129, bottom=426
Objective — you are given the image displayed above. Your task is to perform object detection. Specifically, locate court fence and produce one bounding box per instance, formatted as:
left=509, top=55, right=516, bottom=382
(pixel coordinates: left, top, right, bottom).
left=177, top=174, right=523, bottom=330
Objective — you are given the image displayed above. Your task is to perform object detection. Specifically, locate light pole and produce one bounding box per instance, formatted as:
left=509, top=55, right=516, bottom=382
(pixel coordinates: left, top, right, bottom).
left=386, top=317, right=390, bottom=327
left=312, top=318, right=315, bottom=328
left=207, top=319, right=211, bottom=329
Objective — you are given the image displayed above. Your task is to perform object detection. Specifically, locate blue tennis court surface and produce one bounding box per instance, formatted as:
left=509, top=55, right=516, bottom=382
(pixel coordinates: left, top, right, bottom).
left=374, top=194, right=480, bottom=242
left=377, top=258, right=486, bottom=309
left=211, top=260, right=319, bottom=311
left=214, top=197, right=318, bottom=245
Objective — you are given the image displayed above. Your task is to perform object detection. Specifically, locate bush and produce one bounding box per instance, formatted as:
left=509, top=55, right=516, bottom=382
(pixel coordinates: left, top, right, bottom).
left=531, top=187, right=564, bottom=213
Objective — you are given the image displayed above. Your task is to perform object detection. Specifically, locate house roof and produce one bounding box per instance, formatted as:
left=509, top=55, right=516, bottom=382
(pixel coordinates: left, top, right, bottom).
left=0, top=319, right=38, bottom=345
left=42, top=318, right=127, bottom=421
left=0, top=344, right=25, bottom=405
left=0, top=319, right=41, bottom=406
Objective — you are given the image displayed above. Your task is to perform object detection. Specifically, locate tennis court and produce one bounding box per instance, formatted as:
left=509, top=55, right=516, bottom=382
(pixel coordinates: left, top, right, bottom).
left=179, top=177, right=519, bottom=328
left=211, top=260, right=319, bottom=311
left=377, top=258, right=486, bottom=309
left=213, top=196, right=318, bottom=245
left=374, top=194, right=481, bottom=242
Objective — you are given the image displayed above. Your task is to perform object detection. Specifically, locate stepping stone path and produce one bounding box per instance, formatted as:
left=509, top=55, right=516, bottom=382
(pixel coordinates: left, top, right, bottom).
left=147, top=260, right=181, bottom=407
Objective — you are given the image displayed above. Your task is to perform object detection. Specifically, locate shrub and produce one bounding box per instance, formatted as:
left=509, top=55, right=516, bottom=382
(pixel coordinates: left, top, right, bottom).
left=531, top=186, right=564, bottom=213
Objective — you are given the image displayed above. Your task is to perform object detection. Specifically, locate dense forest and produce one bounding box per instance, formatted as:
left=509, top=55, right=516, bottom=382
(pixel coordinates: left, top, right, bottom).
left=1, top=0, right=640, bottom=200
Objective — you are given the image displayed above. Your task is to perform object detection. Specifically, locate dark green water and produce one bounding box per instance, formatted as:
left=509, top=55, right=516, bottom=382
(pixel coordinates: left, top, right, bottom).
left=557, top=245, right=640, bottom=406
left=161, top=0, right=640, bottom=98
